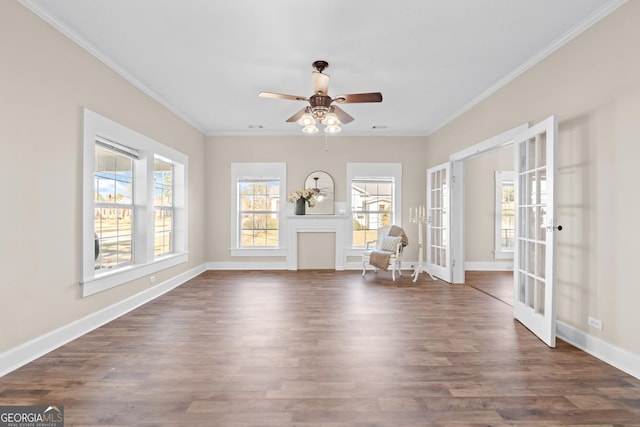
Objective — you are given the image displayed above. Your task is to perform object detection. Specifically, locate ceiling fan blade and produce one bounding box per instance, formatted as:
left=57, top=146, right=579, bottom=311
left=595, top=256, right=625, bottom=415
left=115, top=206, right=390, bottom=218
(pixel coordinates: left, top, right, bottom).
left=312, top=71, right=330, bottom=95
left=286, top=107, right=308, bottom=123
left=331, top=106, right=354, bottom=124
left=333, top=92, right=383, bottom=104
left=259, top=91, right=307, bottom=101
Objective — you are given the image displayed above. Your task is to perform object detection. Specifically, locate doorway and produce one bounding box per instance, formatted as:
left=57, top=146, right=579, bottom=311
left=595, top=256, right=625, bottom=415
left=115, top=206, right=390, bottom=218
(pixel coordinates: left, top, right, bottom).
left=449, top=124, right=528, bottom=284
left=448, top=117, right=560, bottom=347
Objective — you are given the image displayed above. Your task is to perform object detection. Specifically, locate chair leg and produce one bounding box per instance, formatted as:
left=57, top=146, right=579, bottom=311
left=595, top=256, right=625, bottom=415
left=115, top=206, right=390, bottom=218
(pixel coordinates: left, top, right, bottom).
left=362, top=259, right=366, bottom=277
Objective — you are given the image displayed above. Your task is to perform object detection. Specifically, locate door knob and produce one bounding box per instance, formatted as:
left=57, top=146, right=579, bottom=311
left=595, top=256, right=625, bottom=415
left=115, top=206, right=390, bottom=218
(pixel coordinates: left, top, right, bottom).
left=546, top=223, right=563, bottom=232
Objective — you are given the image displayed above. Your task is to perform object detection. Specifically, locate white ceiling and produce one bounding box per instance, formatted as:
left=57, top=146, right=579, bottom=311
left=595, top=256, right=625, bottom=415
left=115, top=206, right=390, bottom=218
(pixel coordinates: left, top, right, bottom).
left=22, top=0, right=623, bottom=137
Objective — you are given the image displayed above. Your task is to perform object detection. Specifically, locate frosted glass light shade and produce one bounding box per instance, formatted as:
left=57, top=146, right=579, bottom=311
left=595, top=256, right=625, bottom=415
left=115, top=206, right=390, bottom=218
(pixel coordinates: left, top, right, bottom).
left=321, top=112, right=340, bottom=126
left=324, top=124, right=341, bottom=133
left=302, top=124, right=319, bottom=134
left=297, top=113, right=316, bottom=126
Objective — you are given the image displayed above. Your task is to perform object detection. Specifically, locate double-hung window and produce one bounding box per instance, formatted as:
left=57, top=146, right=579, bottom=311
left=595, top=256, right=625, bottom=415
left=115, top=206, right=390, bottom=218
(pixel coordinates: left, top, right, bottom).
left=154, top=157, right=174, bottom=257
left=238, top=179, right=280, bottom=247
left=347, top=163, right=402, bottom=248
left=83, top=108, right=188, bottom=297
left=494, top=170, right=515, bottom=259
left=94, top=140, right=135, bottom=270
left=230, top=163, right=286, bottom=256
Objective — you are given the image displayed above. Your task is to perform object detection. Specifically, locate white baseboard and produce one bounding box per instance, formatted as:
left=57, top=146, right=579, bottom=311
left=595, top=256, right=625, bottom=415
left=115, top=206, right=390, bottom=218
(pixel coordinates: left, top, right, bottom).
left=557, top=321, right=640, bottom=380
left=207, top=261, right=289, bottom=270
left=0, top=263, right=207, bottom=377
left=464, top=261, right=513, bottom=271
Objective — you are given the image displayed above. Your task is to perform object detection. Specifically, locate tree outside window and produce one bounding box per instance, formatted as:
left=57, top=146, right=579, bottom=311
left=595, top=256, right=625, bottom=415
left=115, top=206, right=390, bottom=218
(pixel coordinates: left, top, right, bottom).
left=94, top=145, right=133, bottom=270
left=154, top=157, right=174, bottom=257
left=238, top=180, right=280, bottom=247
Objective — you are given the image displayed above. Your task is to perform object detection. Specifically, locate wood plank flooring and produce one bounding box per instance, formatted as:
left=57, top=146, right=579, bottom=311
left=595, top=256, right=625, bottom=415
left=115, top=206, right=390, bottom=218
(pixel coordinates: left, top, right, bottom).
left=464, top=271, right=514, bottom=306
left=1, top=270, right=639, bottom=426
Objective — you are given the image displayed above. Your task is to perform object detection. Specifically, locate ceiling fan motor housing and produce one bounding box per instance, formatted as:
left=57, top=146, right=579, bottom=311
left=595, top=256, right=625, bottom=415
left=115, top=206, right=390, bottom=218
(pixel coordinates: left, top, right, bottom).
left=309, top=94, right=332, bottom=118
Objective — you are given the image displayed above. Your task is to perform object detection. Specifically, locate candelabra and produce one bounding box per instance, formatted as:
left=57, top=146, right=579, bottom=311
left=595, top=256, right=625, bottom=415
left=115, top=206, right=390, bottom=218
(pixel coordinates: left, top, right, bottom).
left=409, top=206, right=436, bottom=282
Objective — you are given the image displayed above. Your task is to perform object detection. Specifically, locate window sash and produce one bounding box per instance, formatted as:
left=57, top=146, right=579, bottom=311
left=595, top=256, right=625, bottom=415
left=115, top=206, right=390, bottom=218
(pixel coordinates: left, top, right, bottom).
left=154, top=206, right=173, bottom=256
left=495, top=171, right=515, bottom=259
left=154, top=158, right=174, bottom=257
left=351, top=178, right=395, bottom=247
left=237, top=179, right=280, bottom=248
left=94, top=144, right=136, bottom=271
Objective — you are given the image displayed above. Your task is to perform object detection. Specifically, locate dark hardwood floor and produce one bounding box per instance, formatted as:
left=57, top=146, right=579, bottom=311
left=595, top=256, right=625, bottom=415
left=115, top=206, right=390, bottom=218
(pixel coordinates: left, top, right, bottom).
left=464, top=270, right=514, bottom=306
left=1, top=270, right=639, bottom=426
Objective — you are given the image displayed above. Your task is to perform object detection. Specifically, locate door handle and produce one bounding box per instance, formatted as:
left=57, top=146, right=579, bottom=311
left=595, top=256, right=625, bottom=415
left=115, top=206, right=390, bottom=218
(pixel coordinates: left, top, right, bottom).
left=546, top=220, right=563, bottom=232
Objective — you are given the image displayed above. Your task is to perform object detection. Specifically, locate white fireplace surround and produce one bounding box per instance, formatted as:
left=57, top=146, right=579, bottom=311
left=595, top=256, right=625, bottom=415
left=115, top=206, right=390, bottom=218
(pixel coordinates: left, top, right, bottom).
left=287, top=215, right=349, bottom=270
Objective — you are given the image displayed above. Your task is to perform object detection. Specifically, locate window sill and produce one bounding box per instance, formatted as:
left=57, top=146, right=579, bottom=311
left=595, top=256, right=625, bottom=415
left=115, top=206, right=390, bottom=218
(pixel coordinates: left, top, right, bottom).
left=82, top=252, right=189, bottom=297
left=230, top=248, right=287, bottom=257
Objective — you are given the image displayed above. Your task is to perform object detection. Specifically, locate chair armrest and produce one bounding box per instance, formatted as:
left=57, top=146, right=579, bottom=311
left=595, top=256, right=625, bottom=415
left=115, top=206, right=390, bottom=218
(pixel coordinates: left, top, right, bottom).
left=395, top=242, right=403, bottom=256
left=365, top=239, right=378, bottom=249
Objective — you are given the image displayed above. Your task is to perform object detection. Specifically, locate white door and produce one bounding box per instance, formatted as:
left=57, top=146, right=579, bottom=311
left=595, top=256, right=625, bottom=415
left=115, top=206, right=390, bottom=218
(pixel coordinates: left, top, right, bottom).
left=426, top=162, right=452, bottom=282
left=513, top=115, right=559, bottom=347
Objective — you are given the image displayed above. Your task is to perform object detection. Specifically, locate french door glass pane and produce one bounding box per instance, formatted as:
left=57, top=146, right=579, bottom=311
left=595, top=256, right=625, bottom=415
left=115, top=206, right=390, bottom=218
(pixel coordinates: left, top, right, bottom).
left=518, top=273, right=526, bottom=304
left=527, top=274, right=535, bottom=309
left=529, top=172, right=538, bottom=205
left=538, top=134, right=547, bottom=168
left=528, top=241, right=536, bottom=273
left=537, top=206, right=546, bottom=241
left=536, top=279, right=545, bottom=315
left=528, top=137, right=536, bottom=170
left=537, top=243, right=546, bottom=279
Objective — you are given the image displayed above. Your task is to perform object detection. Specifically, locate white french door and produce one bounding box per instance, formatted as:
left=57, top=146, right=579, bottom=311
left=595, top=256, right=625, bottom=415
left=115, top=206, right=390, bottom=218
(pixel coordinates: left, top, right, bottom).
left=426, top=162, right=452, bottom=282
left=513, top=115, right=559, bottom=347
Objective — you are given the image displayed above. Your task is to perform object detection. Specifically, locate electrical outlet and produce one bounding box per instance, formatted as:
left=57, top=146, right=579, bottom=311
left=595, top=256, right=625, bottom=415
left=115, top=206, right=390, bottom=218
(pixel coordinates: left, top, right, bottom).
left=588, top=316, right=603, bottom=330
left=149, top=276, right=156, bottom=284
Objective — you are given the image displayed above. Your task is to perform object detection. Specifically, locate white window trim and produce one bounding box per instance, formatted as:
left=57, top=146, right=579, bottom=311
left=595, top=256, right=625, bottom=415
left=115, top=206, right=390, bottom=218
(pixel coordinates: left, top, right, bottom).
left=230, top=162, right=287, bottom=257
left=82, top=108, right=188, bottom=297
left=346, top=163, right=402, bottom=254
left=494, top=170, right=514, bottom=260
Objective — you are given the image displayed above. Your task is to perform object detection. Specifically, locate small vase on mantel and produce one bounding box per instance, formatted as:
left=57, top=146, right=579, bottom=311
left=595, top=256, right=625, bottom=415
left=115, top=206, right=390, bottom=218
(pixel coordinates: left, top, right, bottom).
left=295, top=198, right=306, bottom=215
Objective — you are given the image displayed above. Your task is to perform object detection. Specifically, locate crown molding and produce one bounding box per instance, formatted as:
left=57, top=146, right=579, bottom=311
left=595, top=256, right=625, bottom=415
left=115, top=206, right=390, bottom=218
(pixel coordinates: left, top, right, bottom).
left=426, top=0, right=629, bottom=136
left=17, top=0, right=207, bottom=134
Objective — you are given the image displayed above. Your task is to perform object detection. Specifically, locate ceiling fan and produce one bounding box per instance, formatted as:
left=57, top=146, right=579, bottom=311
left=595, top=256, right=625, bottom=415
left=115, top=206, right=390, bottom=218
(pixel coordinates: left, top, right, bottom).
left=259, top=60, right=383, bottom=134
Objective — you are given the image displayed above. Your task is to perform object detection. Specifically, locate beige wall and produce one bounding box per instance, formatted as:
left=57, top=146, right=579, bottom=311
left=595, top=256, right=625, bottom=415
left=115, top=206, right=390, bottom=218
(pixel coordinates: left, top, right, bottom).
left=0, top=2, right=206, bottom=352
left=465, top=146, right=514, bottom=263
left=426, top=1, right=640, bottom=354
left=205, top=136, right=428, bottom=264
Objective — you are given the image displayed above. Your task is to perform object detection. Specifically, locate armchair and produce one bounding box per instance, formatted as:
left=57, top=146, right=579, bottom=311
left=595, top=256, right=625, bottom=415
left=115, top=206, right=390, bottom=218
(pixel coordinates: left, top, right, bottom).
left=361, top=225, right=408, bottom=281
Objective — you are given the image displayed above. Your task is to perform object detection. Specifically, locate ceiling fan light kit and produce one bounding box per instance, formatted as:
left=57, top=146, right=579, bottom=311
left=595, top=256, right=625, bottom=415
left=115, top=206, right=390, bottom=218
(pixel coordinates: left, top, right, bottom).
left=259, top=60, right=382, bottom=134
